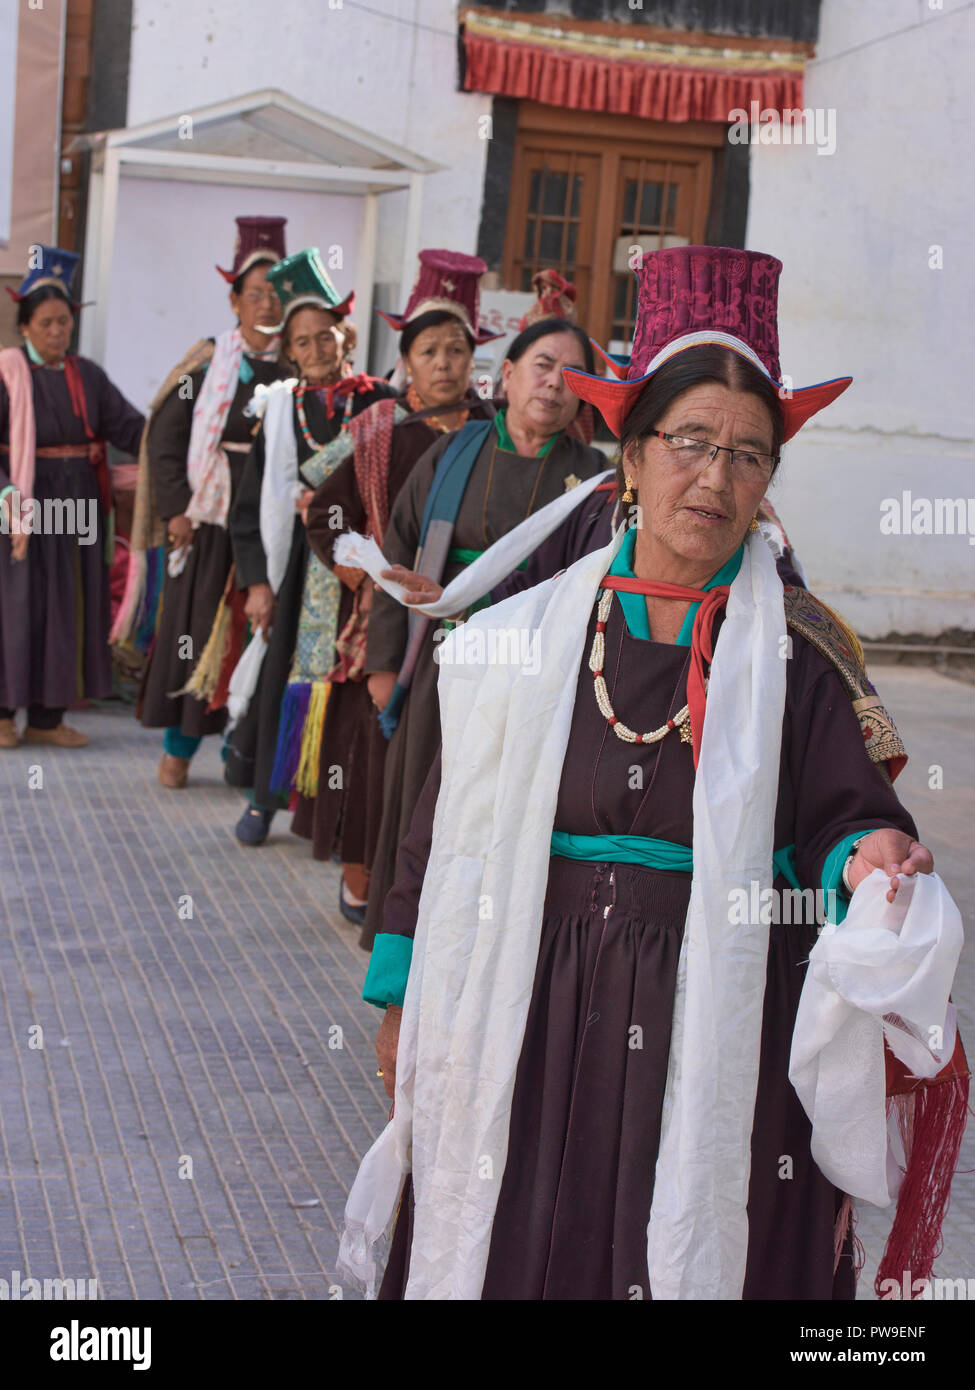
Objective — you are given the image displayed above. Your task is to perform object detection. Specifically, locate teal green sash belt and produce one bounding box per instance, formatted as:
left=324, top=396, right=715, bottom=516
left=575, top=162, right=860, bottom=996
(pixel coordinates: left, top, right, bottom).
left=445, top=546, right=528, bottom=618
left=550, top=831, right=802, bottom=891
left=447, top=546, right=528, bottom=571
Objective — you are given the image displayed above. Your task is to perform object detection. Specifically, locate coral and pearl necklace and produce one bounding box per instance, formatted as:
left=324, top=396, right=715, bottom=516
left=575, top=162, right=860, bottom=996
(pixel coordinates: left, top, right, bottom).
left=589, top=587, right=694, bottom=745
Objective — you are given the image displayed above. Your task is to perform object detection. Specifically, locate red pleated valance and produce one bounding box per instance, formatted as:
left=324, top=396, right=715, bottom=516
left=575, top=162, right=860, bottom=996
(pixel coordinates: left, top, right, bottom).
left=461, top=11, right=808, bottom=124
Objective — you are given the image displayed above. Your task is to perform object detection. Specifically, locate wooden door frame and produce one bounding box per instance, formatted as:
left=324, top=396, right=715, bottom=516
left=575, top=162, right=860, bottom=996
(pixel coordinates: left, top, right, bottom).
left=503, top=104, right=724, bottom=344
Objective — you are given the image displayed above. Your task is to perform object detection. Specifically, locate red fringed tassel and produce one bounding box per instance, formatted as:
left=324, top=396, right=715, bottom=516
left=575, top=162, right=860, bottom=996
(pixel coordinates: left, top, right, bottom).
left=875, top=1033, right=971, bottom=1298
left=206, top=571, right=249, bottom=714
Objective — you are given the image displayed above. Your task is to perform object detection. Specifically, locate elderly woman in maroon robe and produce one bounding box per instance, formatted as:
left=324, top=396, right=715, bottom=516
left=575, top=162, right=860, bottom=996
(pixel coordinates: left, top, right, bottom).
left=0, top=247, right=144, bottom=748
left=358, top=312, right=607, bottom=950
left=224, top=248, right=393, bottom=845
left=297, top=250, right=497, bottom=922
left=138, top=216, right=290, bottom=788
left=338, top=246, right=966, bottom=1302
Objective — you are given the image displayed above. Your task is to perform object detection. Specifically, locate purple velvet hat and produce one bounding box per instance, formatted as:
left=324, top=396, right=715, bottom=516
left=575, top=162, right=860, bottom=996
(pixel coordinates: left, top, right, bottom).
left=216, top=216, right=287, bottom=283
left=378, top=248, right=502, bottom=344
left=563, top=245, right=852, bottom=441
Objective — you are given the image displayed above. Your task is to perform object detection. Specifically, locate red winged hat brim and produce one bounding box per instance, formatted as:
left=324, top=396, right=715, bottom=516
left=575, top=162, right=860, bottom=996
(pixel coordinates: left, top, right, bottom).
left=563, top=362, right=853, bottom=442
left=375, top=306, right=503, bottom=345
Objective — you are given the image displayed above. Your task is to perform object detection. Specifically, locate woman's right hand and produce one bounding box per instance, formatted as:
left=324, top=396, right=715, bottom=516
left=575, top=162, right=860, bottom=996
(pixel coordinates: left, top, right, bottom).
left=167, top=514, right=194, bottom=549
left=244, top=582, right=276, bottom=637
left=10, top=531, right=28, bottom=562
left=367, top=670, right=397, bottom=712
left=376, top=1004, right=402, bottom=1101
left=380, top=565, right=443, bottom=606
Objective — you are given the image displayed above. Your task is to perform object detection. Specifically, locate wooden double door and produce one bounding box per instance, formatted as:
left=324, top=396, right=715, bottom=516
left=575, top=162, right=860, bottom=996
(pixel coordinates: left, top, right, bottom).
left=503, top=104, right=724, bottom=353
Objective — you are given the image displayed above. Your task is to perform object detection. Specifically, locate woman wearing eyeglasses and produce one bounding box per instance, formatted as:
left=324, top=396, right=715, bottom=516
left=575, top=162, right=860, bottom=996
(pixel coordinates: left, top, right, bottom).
left=343, top=247, right=966, bottom=1303
left=137, top=217, right=292, bottom=787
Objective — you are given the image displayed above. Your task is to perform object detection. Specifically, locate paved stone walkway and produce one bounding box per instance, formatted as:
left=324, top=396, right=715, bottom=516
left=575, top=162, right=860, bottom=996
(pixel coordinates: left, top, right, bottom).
left=0, top=665, right=971, bottom=1301
left=0, top=709, right=383, bottom=1300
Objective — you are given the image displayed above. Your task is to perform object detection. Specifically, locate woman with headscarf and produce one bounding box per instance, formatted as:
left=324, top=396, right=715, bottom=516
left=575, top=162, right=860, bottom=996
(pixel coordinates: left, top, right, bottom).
left=294, top=250, right=498, bottom=922
left=223, top=248, right=393, bottom=843
left=0, top=247, right=144, bottom=747
left=136, top=216, right=290, bottom=787
left=339, top=246, right=967, bottom=1301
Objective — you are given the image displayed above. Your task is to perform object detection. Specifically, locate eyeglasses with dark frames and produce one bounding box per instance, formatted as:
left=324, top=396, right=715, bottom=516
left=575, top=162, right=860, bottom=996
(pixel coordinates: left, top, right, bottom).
left=650, top=429, right=779, bottom=478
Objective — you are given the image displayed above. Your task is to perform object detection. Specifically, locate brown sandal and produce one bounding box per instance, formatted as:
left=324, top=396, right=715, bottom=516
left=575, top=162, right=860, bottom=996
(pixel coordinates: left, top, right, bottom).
left=157, top=753, right=190, bottom=788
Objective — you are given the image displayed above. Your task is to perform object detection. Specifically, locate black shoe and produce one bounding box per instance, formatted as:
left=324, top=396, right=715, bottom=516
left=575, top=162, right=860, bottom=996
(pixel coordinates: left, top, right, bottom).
left=235, top=806, right=275, bottom=846
left=338, top=883, right=367, bottom=925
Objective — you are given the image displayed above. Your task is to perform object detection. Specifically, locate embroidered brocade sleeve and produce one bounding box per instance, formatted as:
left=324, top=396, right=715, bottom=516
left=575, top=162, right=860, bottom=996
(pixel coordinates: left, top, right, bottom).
left=305, top=453, right=366, bottom=570
left=299, top=430, right=355, bottom=488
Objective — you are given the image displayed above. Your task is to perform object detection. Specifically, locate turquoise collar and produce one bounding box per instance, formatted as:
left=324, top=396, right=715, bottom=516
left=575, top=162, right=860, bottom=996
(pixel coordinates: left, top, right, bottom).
left=608, top=529, right=743, bottom=645
left=493, top=409, right=560, bottom=458
left=25, top=339, right=64, bottom=370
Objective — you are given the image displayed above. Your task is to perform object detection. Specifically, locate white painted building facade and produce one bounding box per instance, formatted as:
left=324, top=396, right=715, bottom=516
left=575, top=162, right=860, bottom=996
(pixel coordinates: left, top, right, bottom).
left=95, top=0, right=972, bottom=637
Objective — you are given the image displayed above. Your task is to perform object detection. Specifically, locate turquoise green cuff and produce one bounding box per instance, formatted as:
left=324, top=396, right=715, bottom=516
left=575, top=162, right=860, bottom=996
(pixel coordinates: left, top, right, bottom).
left=821, top=829, right=882, bottom=926
left=363, top=932, right=414, bottom=1009
left=772, top=844, right=801, bottom=893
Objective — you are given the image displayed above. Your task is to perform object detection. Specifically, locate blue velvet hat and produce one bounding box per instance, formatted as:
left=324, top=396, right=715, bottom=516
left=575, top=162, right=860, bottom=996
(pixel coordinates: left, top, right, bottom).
left=6, top=245, right=81, bottom=305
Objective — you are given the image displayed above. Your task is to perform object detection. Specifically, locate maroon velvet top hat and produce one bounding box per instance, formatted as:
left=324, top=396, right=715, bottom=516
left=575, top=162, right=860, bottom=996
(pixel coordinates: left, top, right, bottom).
left=563, top=245, right=852, bottom=441
left=519, top=268, right=578, bottom=330
left=377, top=248, right=502, bottom=344
left=216, top=216, right=287, bottom=283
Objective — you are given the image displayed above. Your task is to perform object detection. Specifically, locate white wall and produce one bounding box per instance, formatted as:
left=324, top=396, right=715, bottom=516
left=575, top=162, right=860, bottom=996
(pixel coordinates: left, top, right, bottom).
left=746, top=0, right=974, bottom=636
left=126, top=0, right=490, bottom=283
left=104, top=178, right=363, bottom=409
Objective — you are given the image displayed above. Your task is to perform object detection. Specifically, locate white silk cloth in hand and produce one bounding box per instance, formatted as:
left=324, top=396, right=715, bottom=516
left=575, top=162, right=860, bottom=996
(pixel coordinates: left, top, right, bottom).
left=332, top=467, right=614, bottom=619
left=224, top=381, right=301, bottom=725
left=789, top=868, right=963, bottom=1207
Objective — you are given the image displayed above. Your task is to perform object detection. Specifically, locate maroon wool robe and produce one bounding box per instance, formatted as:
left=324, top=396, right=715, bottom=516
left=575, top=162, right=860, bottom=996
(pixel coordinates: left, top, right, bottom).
left=374, top=592, right=916, bottom=1300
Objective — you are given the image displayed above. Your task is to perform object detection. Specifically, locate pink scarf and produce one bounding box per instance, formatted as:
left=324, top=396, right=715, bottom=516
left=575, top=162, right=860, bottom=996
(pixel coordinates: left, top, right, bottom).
left=184, top=326, right=243, bottom=529
left=0, top=347, right=36, bottom=509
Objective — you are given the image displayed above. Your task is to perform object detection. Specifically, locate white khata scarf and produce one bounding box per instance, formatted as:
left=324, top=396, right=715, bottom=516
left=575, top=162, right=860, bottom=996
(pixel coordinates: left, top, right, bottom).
left=225, top=379, right=300, bottom=722
left=338, top=526, right=962, bottom=1300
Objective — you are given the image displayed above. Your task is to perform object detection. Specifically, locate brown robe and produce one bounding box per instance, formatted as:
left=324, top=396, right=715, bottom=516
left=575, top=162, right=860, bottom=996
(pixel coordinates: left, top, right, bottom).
left=375, top=596, right=917, bottom=1300
left=294, top=399, right=492, bottom=863
left=360, top=426, right=607, bottom=947
left=139, top=353, right=287, bottom=737
left=225, top=382, right=395, bottom=809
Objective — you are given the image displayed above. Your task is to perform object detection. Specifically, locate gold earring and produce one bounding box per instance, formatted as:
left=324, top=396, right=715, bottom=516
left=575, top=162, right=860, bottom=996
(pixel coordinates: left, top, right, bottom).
left=749, top=515, right=760, bottom=531
left=622, top=475, right=636, bottom=505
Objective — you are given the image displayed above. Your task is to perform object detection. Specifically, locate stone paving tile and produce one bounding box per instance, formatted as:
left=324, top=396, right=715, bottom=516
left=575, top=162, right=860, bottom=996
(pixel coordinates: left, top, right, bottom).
left=0, top=671, right=971, bottom=1302
left=1, top=706, right=384, bottom=1301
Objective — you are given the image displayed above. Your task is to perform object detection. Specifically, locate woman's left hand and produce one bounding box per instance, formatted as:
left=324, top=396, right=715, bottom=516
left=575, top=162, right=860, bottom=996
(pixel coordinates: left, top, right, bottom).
left=296, top=489, right=314, bottom=525
left=10, top=531, right=28, bottom=562
left=848, top=828, right=934, bottom=903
